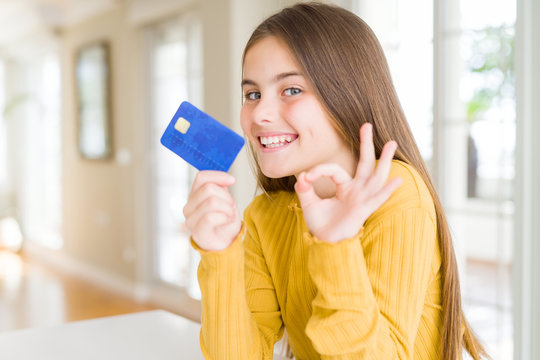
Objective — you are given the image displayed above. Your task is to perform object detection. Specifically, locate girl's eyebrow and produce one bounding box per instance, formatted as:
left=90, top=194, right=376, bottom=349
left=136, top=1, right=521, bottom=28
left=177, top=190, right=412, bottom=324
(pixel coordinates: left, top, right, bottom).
left=241, top=71, right=303, bottom=87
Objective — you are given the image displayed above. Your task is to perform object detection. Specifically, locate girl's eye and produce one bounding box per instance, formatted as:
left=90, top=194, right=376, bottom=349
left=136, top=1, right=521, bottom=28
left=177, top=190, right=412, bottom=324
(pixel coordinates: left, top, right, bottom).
left=244, top=91, right=261, bottom=101
left=284, top=87, right=302, bottom=96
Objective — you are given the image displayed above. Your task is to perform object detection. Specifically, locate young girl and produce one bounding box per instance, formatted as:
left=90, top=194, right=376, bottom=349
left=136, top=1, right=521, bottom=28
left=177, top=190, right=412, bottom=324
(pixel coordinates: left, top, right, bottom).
left=184, top=3, right=487, bottom=359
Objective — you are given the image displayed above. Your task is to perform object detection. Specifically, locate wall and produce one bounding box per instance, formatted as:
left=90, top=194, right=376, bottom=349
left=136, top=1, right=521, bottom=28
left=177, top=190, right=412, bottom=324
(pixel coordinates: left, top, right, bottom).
left=58, top=0, right=263, bottom=288
left=61, top=5, right=140, bottom=280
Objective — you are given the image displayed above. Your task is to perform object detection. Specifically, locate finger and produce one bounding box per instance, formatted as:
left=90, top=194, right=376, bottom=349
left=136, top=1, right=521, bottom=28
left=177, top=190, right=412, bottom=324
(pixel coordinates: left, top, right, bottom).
left=191, top=211, right=233, bottom=236
left=294, top=172, right=321, bottom=208
left=184, top=182, right=235, bottom=217
left=356, top=123, right=376, bottom=183
left=184, top=194, right=236, bottom=228
left=187, top=170, right=235, bottom=215
left=366, top=140, right=398, bottom=192
left=186, top=206, right=237, bottom=235
left=364, top=176, right=403, bottom=212
left=200, top=217, right=242, bottom=252
left=305, top=163, right=352, bottom=185
left=215, top=201, right=242, bottom=237
left=191, top=170, right=236, bottom=193
left=185, top=170, right=235, bottom=212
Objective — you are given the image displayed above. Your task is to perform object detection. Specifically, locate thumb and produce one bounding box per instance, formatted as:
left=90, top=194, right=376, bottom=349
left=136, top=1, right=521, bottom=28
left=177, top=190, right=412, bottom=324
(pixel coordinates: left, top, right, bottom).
left=294, top=172, right=321, bottom=208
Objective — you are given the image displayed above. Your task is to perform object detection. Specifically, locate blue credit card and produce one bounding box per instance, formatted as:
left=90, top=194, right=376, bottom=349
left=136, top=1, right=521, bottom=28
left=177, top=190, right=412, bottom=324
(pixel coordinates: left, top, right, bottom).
left=160, top=101, right=245, bottom=172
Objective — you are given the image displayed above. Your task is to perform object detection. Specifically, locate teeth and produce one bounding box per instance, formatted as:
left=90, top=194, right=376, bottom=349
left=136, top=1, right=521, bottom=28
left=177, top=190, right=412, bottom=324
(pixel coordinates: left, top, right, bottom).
left=260, top=135, right=295, bottom=147
left=266, top=142, right=287, bottom=148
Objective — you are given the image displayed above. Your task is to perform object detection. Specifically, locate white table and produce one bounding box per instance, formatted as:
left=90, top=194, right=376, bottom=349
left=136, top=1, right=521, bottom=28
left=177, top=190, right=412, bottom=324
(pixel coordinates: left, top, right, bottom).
left=0, top=310, right=292, bottom=359
left=0, top=310, right=204, bottom=360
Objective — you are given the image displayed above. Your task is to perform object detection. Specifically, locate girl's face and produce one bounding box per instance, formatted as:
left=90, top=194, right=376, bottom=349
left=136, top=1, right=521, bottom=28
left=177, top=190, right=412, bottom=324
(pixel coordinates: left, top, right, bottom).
left=241, top=36, right=355, bottom=180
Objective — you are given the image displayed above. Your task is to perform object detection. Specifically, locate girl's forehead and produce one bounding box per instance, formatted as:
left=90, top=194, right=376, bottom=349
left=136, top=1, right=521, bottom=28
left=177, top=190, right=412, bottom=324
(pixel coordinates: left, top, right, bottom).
left=246, top=37, right=291, bottom=60
left=243, top=37, right=301, bottom=76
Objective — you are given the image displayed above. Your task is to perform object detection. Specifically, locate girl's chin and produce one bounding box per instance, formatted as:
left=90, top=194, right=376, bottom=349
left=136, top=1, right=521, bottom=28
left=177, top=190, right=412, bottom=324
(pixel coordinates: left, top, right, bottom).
left=259, top=167, right=295, bottom=180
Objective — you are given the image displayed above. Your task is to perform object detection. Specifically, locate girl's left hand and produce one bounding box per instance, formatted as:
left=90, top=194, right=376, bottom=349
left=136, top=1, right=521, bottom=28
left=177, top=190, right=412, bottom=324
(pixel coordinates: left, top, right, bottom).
left=294, top=123, right=402, bottom=243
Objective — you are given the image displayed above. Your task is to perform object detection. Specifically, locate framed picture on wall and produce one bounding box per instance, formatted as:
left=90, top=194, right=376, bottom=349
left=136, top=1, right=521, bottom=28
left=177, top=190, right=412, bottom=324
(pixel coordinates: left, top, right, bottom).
left=75, top=41, right=112, bottom=160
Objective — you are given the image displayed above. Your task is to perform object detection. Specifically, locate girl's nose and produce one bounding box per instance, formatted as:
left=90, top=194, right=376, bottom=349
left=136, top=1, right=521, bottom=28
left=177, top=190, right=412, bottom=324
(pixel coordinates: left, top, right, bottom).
left=252, top=95, right=277, bottom=125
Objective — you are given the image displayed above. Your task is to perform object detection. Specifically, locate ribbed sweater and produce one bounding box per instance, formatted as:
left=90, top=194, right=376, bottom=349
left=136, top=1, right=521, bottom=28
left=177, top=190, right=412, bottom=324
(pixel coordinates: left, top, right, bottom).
left=194, top=160, right=443, bottom=359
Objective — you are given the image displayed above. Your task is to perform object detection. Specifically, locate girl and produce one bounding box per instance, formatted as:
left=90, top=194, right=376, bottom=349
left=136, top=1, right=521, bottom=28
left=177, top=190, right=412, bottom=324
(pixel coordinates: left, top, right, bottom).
left=183, top=2, right=487, bottom=359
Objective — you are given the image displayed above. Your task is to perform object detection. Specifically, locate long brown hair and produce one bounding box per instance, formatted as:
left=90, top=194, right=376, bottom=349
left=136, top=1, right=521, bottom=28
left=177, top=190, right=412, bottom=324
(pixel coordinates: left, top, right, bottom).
left=242, top=2, right=487, bottom=359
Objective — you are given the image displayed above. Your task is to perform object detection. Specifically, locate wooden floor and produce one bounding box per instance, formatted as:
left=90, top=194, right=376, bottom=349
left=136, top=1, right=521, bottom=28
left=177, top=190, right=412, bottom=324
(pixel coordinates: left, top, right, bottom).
left=0, top=249, right=158, bottom=333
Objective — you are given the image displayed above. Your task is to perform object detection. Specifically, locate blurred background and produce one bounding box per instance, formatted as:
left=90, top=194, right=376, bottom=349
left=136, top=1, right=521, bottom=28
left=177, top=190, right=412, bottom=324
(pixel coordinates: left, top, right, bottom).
left=0, top=0, right=539, bottom=359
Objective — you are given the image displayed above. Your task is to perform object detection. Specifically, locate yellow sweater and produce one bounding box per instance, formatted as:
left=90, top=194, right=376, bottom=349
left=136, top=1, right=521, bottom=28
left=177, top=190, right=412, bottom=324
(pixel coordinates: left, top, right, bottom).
left=194, top=160, right=443, bottom=359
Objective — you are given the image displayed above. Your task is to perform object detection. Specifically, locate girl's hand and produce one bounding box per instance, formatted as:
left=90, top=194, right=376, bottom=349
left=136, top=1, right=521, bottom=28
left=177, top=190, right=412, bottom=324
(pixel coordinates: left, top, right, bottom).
left=294, top=123, right=402, bottom=243
left=183, top=171, right=242, bottom=251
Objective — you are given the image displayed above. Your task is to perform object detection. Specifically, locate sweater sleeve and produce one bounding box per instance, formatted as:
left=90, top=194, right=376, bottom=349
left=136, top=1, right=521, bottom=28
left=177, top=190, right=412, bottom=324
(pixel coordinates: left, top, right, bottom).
left=194, top=220, right=284, bottom=359
left=305, top=207, right=438, bottom=360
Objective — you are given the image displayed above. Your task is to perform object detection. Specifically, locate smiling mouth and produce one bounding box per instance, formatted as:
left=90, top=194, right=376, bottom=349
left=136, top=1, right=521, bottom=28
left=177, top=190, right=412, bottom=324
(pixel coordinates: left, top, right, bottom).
left=259, top=135, right=297, bottom=148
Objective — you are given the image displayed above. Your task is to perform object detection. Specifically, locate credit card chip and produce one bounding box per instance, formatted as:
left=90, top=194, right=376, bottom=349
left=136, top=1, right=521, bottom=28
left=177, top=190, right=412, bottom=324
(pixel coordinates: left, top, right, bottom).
left=174, top=117, right=191, bottom=134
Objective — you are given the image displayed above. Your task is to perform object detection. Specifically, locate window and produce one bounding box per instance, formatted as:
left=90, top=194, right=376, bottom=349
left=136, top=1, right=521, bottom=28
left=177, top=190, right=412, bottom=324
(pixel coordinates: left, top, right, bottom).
left=461, top=2, right=515, bottom=202
left=356, top=0, right=434, bottom=164
left=438, top=2, right=515, bottom=358
left=19, top=54, right=63, bottom=249
left=148, top=14, right=203, bottom=299
left=0, top=60, right=6, bottom=191
left=357, top=0, right=515, bottom=358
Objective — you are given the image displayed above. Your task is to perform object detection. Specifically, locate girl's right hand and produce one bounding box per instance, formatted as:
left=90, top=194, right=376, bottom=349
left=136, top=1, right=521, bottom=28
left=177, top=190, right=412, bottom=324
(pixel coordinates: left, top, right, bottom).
left=183, top=171, right=241, bottom=251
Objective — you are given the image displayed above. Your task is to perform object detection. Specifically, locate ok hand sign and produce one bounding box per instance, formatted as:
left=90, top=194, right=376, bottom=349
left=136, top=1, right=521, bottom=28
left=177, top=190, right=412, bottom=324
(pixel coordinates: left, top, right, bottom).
left=294, top=123, right=402, bottom=243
